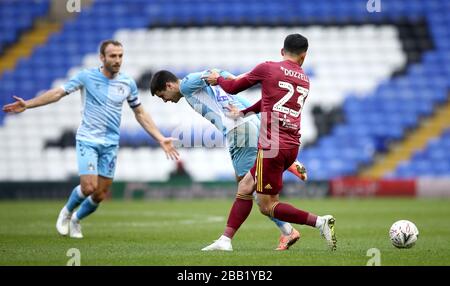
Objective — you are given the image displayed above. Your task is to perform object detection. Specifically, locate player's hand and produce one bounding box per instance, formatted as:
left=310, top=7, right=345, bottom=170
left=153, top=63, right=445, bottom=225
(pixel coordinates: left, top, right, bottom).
left=159, top=137, right=180, bottom=160
left=224, top=103, right=242, bottom=119
left=2, top=96, right=27, bottom=113
left=202, top=70, right=221, bottom=86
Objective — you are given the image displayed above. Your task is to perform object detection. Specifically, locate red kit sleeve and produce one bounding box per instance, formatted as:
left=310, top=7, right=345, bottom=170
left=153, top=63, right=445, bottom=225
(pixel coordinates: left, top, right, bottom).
left=217, top=62, right=269, bottom=94
left=241, top=99, right=261, bottom=115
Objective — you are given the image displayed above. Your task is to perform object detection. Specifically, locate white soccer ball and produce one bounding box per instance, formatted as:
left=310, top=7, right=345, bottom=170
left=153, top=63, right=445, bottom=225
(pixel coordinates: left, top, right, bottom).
left=389, top=220, right=419, bottom=249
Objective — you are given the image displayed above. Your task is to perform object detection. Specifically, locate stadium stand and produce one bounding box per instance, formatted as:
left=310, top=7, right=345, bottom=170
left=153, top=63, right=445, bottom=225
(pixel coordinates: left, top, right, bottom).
left=389, top=125, right=450, bottom=178
left=0, top=0, right=50, bottom=54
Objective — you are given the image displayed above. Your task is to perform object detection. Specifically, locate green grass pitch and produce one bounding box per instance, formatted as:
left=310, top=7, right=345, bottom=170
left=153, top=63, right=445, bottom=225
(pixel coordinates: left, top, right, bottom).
left=1, top=198, right=449, bottom=266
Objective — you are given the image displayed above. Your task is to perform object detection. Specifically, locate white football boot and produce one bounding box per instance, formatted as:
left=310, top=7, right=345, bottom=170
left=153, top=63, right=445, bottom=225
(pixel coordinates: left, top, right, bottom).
left=319, top=215, right=337, bottom=251
left=201, top=236, right=233, bottom=251
left=56, top=206, right=72, bottom=236
left=69, top=214, right=83, bottom=239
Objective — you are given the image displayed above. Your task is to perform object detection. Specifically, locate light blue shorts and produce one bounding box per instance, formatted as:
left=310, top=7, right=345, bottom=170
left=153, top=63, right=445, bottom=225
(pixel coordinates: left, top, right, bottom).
left=227, top=120, right=259, bottom=177
left=76, top=140, right=119, bottom=178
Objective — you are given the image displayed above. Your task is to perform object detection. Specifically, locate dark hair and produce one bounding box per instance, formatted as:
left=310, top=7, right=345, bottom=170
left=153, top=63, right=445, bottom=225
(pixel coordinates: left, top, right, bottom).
left=150, top=70, right=178, bottom=96
left=99, top=39, right=123, bottom=55
left=283, top=34, right=308, bottom=54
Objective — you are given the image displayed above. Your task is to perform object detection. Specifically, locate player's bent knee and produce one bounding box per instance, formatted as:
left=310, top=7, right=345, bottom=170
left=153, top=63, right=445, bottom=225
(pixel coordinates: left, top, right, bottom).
left=237, top=174, right=255, bottom=195
left=91, top=192, right=105, bottom=203
left=81, top=183, right=98, bottom=196
left=256, top=200, right=272, bottom=216
left=237, top=181, right=254, bottom=195
left=258, top=205, right=271, bottom=216
left=95, top=187, right=111, bottom=202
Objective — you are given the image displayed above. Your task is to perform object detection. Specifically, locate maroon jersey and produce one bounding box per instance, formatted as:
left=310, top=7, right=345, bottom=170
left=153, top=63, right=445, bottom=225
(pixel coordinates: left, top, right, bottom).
left=218, top=60, right=309, bottom=149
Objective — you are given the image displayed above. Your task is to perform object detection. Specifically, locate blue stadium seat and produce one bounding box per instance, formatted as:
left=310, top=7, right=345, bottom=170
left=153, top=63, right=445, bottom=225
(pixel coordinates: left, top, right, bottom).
left=0, top=0, right=50, bottom=54
left=393, top=129, right=450, bottom=178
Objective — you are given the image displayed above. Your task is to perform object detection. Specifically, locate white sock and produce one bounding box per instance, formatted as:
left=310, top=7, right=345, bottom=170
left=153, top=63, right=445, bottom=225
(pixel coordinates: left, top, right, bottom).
left=71, top=212, right=80, bottom=223
left=76, top=187, right=86, bottom=199
left=280, top=223, right=293, bottom=236
left=315, top=216, right=324, bottom=229
left=61, top=206, right=70, bottom=215
left=219, top=235, right=231, bottom=242
left=252, top=192, right=259, bottom=205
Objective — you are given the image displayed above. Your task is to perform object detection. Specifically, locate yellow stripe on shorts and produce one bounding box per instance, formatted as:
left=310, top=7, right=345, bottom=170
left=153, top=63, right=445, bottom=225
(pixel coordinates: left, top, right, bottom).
left=257, top=150, right=263, bottom=192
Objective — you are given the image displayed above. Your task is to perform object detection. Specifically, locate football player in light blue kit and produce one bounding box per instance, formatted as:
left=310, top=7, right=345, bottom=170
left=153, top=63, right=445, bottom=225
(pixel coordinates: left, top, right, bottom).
left=2, top=40, right=179, bottom=238
left=150, top=70, right=307, bottom=250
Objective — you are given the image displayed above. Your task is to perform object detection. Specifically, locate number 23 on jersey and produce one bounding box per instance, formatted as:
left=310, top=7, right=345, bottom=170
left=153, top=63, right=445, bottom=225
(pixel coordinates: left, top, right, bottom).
left=273, top=81, right=309, bottom=117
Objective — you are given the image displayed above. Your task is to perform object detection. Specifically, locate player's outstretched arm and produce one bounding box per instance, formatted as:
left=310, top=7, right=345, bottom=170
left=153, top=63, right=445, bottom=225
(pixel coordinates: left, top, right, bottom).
left=132, top=105, right=180, bottom=160
left=224, top=99, right=262, bottom=120
left=241, top=99, right=261, bottom=115
left=204, top=70, right=254, bottom=94
left=2, top=88, right=66, bottom=113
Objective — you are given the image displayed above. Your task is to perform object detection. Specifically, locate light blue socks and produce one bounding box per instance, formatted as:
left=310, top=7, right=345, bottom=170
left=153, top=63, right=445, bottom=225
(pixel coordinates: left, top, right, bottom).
left=65, top=185, right=86, bottom=212
left=74, top=196, right=98, bottom=221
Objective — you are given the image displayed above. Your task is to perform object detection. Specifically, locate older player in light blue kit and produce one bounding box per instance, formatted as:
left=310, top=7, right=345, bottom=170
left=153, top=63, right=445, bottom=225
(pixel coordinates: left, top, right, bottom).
left=2, top=40, right=179, bottom=238
left=150, top=69, right=307, bottom=250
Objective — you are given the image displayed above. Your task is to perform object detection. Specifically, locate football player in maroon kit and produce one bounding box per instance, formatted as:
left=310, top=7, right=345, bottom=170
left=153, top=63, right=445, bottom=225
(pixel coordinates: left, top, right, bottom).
left=202, top=34, right=336, bottom=252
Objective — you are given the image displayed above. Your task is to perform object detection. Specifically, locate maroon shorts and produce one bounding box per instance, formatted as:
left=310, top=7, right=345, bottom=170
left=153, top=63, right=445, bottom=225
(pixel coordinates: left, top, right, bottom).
left=250, top=148, right=299, bottom=195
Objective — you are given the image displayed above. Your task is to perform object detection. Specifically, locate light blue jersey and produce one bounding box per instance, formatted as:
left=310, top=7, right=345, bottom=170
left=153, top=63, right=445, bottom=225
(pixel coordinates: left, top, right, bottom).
left=62, top=67, right=141, bottom=145
left=180, top=70, right=260, bottom=176
left=59, top=67, right=142, bottom=227
left=179, top=70, right=258, bottom=136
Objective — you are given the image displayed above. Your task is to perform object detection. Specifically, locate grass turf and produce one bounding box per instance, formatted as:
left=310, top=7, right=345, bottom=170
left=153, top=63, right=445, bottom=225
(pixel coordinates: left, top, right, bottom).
left=0, top=198, right=449, bottom=266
